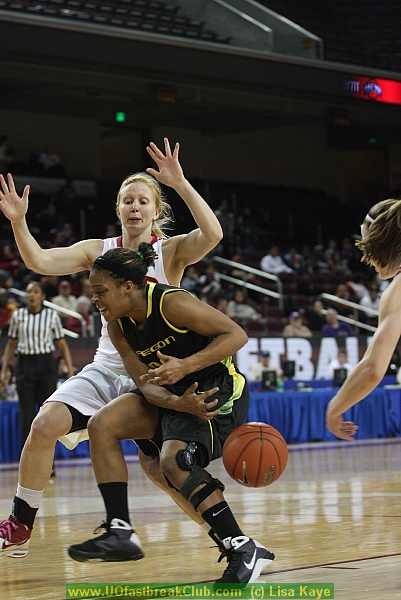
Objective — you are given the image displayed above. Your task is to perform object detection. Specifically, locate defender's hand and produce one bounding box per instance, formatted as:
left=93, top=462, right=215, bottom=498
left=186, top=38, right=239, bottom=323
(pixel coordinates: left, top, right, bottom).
left=0, top=173, right=30, bottom=223
left=146, top=138, right=185, bottom=189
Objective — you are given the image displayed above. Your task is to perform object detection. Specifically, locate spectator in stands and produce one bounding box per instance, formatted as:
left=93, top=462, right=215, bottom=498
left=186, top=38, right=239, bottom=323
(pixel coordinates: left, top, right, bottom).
left=0, top=363, right=18, bottom=401
left=104, top=222, right=120, bottom=238
left=56, top=223, right=76, bottom=247
left=310, top=245, right=329, bottom=273
left=321, top=308, right=355, bottom=337
left=296, top=271, right=321, bottom=297
left=34, top=198, right=66, bottom=236
left=213, top=199, right=235, bottom=257
left=227, top=288, right=261, bottom=321
left=261, top=245, right=293, bottom=275
left=37, top=145, right=66, bottom=178
left=340, top=237, right=354, bottom=264
left=248, top=350, right=282, bottom=382
left=324, top=239, right=338, bottom=264
left=76, top=277, right=95, bottom=314
left=323, top=348, right=354, bottom=380
left=346, top=272, right=368, bottom=302
left=51, top=280, right=78, bottom=324
left=359, top=284, right=380, bottom=327
left=328, top=283, right=355, bottom=319
left=307, top=299, right=326, bottom=332
left=65, top=296, right=93, bottom=336
left=40, top=275, right=60, bottom=301
left=216, top=296, right=229, bottom=315
left=70, top=271, right=89, bottom=298
left=236, top=205, right=257, bottom=252
left=0, top=243, right=22, bottom=276
left=283, top=246, right=304, bottom=273
left=0, top=287, right=15, bottom=335
left=282, top=311, right=312, bottom=337
left=1, top=272, right=21, bottom=309
left=195, top=262, right=221, bottom=301
left=0, top=135, right=25, bottom=175
left=327, top=250, right=350, bottom=276
left=180, top=265, right=199, bottom=292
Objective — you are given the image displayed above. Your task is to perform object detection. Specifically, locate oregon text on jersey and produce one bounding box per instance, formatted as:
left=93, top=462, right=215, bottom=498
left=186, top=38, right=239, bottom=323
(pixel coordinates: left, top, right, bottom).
left=135, top=335, right=176, bottom=357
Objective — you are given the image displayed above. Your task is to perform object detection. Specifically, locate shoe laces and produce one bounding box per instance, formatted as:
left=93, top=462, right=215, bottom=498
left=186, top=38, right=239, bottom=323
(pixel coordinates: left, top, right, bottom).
left=216, top=548, right=232, bottom=564
left=0, top=515, right=18, bottom=538
left=92, top=521, right=109, bottom=538
left=220, top=549, right=242, bottom=577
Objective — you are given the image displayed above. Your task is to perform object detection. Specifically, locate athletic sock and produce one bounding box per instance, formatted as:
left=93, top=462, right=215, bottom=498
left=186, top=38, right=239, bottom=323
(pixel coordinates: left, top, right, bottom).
left=12, top=484, right=43, bottom=530
left=98, top=482, right=131, bottom=526
left=201, top=501, right=243, bottom=543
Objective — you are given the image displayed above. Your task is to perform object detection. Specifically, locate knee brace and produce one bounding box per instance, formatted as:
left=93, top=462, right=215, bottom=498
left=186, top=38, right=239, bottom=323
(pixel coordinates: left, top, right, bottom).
left=179, top=466, right=225, bottom=511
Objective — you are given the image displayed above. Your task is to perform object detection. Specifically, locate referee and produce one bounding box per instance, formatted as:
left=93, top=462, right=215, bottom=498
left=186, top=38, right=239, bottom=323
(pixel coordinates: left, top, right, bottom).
left=0, top=281, right=74, bottom=444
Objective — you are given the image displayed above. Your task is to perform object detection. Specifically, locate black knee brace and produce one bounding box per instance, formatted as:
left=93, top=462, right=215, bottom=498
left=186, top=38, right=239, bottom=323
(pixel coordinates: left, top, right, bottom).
left=179, top=466, right=225, bottom=511
left=175, top=442, right=225, bottom=511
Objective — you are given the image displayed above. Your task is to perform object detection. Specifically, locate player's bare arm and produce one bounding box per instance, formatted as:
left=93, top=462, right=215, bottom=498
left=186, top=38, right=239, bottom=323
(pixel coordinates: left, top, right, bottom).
left=146, top=138, right=222, bottom=283
left=326, top=277, right=401, bottom=439
left=0, top=173, right=103, bottom=274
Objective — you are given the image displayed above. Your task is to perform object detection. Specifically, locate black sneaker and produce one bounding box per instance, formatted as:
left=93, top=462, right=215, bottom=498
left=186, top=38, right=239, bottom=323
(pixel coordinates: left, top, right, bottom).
left=68, top=518, right=144, bottom=562
left=215, top=536, right=274, bottom=584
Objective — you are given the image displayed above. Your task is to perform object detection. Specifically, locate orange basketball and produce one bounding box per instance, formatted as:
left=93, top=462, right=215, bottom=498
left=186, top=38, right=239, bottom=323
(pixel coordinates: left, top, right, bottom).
left=222, top=422, right=288, bottom=487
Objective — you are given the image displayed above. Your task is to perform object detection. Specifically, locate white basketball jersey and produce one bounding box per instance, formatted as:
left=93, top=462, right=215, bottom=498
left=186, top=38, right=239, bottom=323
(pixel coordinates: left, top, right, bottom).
left=93, top=235, right=169, bottom=371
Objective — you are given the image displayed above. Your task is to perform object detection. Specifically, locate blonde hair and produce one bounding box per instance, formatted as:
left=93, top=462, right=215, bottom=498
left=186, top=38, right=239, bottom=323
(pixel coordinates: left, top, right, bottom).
left=116, top=172, right=174, bottom=238
left=357, top=198, right=401, bottom=272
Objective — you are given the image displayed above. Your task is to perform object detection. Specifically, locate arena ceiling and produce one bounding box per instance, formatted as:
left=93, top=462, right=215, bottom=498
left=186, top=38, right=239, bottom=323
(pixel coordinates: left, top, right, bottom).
left=0, top=13, right=400, bottom=139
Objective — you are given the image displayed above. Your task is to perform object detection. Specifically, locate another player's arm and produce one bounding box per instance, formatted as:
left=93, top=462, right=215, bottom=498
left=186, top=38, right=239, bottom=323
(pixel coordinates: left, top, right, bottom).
left=0, top=337, right=18, bottom=387
left=140, top=292, right=248, bottom=386
left=0, top=173, right=102, bottom=274
left=326, top=279, right=401, bottom=440
left=108, top=321, right=219, bottom=421
left=54, top=338, right=75, bottom=379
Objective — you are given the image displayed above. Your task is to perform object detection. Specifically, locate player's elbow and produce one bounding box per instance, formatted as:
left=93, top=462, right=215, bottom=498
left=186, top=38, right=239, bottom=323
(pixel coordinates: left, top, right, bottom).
left=362, top=358, right=385, bottom=385
left=235, top=327, right=248, bottom=350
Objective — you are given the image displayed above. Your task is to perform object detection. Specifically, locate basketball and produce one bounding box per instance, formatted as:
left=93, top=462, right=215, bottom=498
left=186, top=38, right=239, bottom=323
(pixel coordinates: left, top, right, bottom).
left=222, top=422, right=288, bottom=487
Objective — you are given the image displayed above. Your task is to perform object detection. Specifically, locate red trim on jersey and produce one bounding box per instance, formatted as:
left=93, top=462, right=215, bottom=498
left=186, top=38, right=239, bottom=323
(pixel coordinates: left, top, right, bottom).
left=116, top=236, right=123, bottom=247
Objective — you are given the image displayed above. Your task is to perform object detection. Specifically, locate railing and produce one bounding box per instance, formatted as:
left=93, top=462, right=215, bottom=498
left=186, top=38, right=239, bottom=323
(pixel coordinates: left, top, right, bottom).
left=212, top=257, right=284, bottom=310
left=319, top=293, right=378, bottom=334
left=9, top=288, right=89, bottom=339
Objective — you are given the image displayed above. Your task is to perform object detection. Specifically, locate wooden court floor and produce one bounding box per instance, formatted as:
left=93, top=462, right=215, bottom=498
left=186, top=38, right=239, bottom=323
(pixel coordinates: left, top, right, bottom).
left=1, top=438, right=400, bottom=600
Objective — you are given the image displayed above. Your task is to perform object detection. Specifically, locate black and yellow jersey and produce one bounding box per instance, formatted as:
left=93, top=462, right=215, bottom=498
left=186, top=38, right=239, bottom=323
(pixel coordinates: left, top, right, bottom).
left=118, top=282, right=245, bottom=415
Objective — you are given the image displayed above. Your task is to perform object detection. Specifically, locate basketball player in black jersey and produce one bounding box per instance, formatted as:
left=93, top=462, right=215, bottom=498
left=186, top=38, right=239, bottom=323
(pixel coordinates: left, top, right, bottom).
left=68, top=243, right=275, bottom=584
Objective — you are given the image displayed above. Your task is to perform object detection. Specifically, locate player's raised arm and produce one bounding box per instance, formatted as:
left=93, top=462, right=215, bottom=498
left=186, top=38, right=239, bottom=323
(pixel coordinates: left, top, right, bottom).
left=146, top=138, right=223, bottom=279
left=0, top=173, right=103, bottom=274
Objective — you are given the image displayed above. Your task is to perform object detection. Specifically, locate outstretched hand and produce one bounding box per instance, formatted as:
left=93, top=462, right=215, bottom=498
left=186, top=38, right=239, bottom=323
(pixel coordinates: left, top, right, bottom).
left=139, top=351, right=187, bottom=385
left=146, top=138, right=185, bottom=189
left=174, top=382, right=220, bottom=421
left=0, top=173, right=30, bottom=223
left=326, top=411, right=359, bottom=441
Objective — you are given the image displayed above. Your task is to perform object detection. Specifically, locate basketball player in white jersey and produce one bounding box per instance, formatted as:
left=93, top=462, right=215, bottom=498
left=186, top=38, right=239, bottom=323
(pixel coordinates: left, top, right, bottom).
left=0, top=138, right=223, bottom=558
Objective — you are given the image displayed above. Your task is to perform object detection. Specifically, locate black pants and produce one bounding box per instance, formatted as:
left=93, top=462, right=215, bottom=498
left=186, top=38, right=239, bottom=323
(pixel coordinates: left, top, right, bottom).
left=15, top=354, right=58, bottom=444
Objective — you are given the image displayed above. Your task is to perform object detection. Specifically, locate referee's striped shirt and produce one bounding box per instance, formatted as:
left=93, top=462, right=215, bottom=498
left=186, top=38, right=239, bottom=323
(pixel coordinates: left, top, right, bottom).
left=8, top=307, right=64, bottom=355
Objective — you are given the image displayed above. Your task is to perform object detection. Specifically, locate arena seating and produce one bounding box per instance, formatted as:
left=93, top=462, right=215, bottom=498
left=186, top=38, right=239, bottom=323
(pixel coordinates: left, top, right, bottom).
left=0, top=0, right=231, bottom=44
left=258, top=0, right=401, bottom=72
